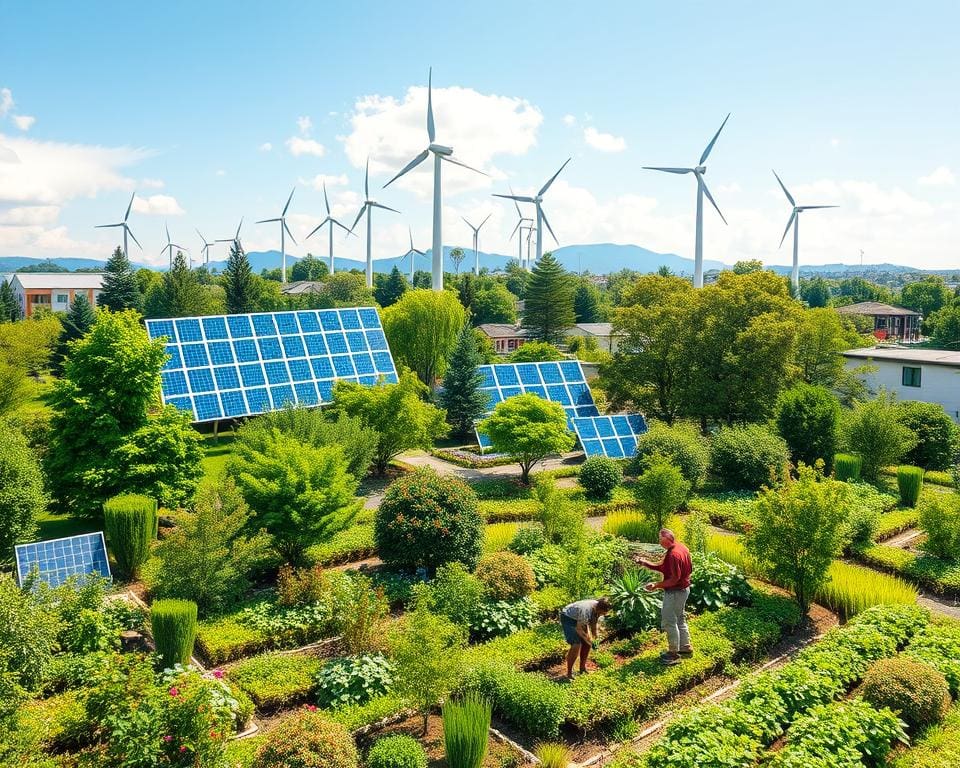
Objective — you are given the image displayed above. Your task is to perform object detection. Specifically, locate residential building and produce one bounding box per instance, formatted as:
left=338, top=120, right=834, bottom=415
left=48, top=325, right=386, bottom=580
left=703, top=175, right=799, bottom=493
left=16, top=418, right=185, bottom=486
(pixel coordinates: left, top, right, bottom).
left=9, top=273, right=104, bottom=317
left=476, top=323, right=530, bottom=354
left=280, top=280, right=325, bottom=296
left=842, top=346, right=960, bottom=421
left=565, top=322, right=624, bottom=353
left=835, top=301, right=922, bottom=341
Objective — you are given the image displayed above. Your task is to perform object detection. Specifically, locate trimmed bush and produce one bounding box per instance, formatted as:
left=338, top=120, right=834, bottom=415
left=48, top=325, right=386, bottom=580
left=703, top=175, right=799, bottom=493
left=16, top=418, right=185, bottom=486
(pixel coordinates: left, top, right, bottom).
left=897, top=466, right=924, bottom=507
left=151, top=598, right=197, bottom=668
left=711, top=424, right=789, bottom=490
left=578, top=456, right=623, bottom=500
left=253, top=709, right=358, bottom=768
left=862, top=657, right=951, bottom=730
left=366, top=735, right=427, bottom=768
left=834, top=453, right=862, bottom=482
left=102, top=493, right=157, bottom=580
left=466, top=665, right=567, bottom=738
left=897, top=400, right=958, bottom=471
left=775, top=384, right=841, bottom=471
left=632, top=423, right=710, bottom=488
left=375, top=468, right=483, bottom=571
left=474, top=552, right=536, bottom=601
left=443, top=694, right=491, bottom=768
left=918, top=492, right=960, bottom=560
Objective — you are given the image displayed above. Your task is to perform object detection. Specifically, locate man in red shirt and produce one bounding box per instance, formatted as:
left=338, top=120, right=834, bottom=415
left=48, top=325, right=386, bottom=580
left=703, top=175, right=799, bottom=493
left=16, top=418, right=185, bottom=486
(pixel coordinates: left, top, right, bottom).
left=633, top=528, right=693, bottom=666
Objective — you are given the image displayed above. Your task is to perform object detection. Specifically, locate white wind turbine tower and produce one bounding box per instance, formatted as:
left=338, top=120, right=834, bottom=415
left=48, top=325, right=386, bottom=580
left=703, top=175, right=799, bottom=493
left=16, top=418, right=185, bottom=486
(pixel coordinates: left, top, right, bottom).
left=305, top=180, right=354, bottom=275
left=383, top=68, right=487, bottom=292
left=160, top=223, right=188, bottom=268
left=494, top=159, right=570, bottom=266
left=403, top=227, right=425, bottom=282
left=216, top=218, right=244, bottom=254
left=352, top=159, right=400, bottom=288
left=95, top=192, right=141, bottom=261
left=773, top=170, right=838, bottom=294
left=196, top=229, right=215, bottom=266
left=643, top=114, right=730, bottom=289
left=257, top=188, right=297, bottom=285
left=506, top=189, right=534, bottom=270
left=462, top=214, right=491, bottom=276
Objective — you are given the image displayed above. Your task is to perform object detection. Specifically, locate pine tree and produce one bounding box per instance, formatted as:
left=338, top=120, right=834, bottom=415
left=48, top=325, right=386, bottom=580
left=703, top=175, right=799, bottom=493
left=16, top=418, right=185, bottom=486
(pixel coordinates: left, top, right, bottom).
left=223, top=242, right=260, bottom=314
left=521, top=252, right=575, bottom=344
left=374, top=266, right=408, bottom=307
left=99, top=247, right=144, bottom=313
left=145, top=252, right=209, bottom=318
left=439, top=323, right=489, bottom=438
left=0, top=278, right=20, bottom=321
left=51, top=295, right=96, bottom=374
left=574, top=280, right=604, bottom=323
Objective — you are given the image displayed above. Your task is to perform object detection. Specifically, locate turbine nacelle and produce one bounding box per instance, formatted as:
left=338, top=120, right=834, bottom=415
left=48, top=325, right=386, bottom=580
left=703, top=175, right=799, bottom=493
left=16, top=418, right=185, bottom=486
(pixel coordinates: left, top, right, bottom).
left=429, top=143, right=453, bottom=156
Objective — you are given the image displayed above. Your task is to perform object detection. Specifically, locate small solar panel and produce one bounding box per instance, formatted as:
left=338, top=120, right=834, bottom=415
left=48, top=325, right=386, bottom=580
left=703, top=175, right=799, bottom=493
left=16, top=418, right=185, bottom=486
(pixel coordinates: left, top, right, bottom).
left=476, top=360, right=598, bottom=426
left=571, top=414, right=648, bottom=459
left=146, top=308, right=398, bottom=422
left=14, top=532, right=111, bottom=588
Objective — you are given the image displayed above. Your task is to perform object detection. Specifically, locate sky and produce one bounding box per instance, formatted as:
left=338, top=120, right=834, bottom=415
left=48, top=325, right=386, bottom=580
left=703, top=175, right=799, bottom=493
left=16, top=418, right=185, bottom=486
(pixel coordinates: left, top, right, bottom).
left=1, top=1, right=959, bottom=270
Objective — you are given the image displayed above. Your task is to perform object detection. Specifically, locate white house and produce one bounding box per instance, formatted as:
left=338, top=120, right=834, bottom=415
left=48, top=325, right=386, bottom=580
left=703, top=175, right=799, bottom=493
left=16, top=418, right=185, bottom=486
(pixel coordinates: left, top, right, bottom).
left=8, top=273, right=105, bottom=317
left=565, top=323, right=624, bottom=353
left=842, top=346, right=960, bottom=421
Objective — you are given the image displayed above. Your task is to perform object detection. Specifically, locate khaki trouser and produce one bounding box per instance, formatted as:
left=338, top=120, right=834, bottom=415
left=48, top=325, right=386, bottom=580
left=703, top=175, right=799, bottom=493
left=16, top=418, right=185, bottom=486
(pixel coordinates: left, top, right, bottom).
left=661, top=587, right=690, bottom=651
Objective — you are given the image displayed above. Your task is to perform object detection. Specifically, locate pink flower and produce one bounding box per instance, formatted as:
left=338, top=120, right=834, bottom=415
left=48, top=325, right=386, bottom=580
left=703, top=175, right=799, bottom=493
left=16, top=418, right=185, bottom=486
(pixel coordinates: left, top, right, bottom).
left=212, top=669, right=224, bottom=679
left=168, top=686, right=180, bottom=697
left=304, top=704, right=317, bottom=712
left=162, top=735, right=173, bottom=743
left=179, top=746, right=187, bottom=753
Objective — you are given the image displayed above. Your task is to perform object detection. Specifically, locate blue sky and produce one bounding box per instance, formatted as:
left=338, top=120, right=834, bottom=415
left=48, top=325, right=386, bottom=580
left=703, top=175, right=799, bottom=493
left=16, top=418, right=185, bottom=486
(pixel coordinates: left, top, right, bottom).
left=2, top=1, right=958, bottom=269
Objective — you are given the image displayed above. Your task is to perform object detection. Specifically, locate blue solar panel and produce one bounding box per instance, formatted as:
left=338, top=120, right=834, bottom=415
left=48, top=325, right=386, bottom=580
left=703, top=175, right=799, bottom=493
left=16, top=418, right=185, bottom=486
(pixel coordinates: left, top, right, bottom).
left=476, top=361, right=598, bottom=424
left=145, top=309, right=399, bottom=422
left=15, top=532, right=111, bottom=588
left=572, top=415, right=648, bottom=459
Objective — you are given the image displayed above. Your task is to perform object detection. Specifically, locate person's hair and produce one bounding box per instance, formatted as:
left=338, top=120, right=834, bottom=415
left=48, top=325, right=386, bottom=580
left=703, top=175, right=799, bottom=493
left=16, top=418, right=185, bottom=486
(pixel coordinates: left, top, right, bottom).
left=595, top=597, right=612, bottom=614
left=659, top=528, right=676, bottom=542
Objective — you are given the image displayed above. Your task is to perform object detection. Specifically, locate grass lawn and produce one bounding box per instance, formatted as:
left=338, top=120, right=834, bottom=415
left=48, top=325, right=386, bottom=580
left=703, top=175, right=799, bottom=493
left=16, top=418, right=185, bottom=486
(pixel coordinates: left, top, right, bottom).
left=200, top=432, right=236, bottom=487
left=35, top=509, right=100, bottom=541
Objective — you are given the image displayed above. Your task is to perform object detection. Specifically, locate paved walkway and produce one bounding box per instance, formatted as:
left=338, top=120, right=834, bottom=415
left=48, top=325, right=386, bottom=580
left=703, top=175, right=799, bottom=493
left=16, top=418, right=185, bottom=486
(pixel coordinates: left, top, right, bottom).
left=399, top=450, right=581, bottom=481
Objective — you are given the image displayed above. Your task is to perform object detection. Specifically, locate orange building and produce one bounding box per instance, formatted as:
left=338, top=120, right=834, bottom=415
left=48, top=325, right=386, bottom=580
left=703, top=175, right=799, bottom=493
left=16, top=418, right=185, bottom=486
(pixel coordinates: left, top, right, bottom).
left=9, top=273, right=104, bottom=317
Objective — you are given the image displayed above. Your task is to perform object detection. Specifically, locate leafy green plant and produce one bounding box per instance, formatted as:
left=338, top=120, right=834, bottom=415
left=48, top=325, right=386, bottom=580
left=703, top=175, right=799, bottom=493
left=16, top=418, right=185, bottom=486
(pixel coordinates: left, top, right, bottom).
left=897, top=400, right=958, bottom=471
left=842, top=394, right=917, bottom=481
left=443, top=694, right=491, bottom=768
left=254, top=708, right=358, bottom=768
left=339, top=575, right=391, bottom=656
left=508, top=524, right=547, bottom=555
left=475, top=551, right=536, bottom=601
left=834, top=453, right=862, bottom=481
left=150, top=599, right=197, bottom=669
left=711, top=424, right=789, bottom=490
left=470, top=598, right=538, bottom=640
left=898, top=465, right=925, bottom=507
left=862, top=657, right=951, bottom=730
left=903, top=622, right=960, bottom=696
left=632, top=423, right=710, bottom=488
left=102, top=494, right=157, bottom=581
left=609, top=567, right=661, bottom=632
left=467, top=665, right=565, bottom=738
left=579, top=456, right=623, bottom=500
left=687, top=552, right=752, bottom=612
left=0, top=426, right=47, bottom=561
left=633, top=455, right=690, bottom=533
left=775, top=383, right=841, bottom=472
left=534, top=742, right=571, bottom=768
left=483, top=522, right=522, bottom=553
left=918, top=492, right=960, bottom=560
left=314, top=654, right=394, bottom=709
left=228, top=652, right=324, bottom=711
left=366, top=734, right=428, bottom=768
left=602, top=511, right=658, bottom=541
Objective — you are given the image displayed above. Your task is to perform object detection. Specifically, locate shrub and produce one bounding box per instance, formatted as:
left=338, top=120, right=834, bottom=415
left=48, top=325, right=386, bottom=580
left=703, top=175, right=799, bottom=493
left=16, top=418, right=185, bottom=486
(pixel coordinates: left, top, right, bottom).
left=375, top=468, right=483, bottom=571
left=366, top=735, right=427, bottom=768
left=535, top=742, right=572, bottom=768
left=889, top=703, right=960, bottom=768
left=862, top=657, right=951, bottom=730
left=483, top=522, right=520, bottom=554
left=602, top=511, right=658, bottom=542
left=277, top=564, right=331, bottom=607
left=632, top=423, right=710, bottom=488
left=834, top=453, right=862, bottom=482
left=442, top=694, right=491, bottom=768
left=633, top=456, right=690, bottom=533
left=0, top=426, right=47, bottom=559
left=428, top=562, right=484, bottom=626
left=466, top=665, right=565, bottom=738
left=688, top=552, right=752, bottom=612
left=897, top=400, right=958, bottom=470
left=711, top=424, right=789, bottom=490
left=535, top=476, right=585, bottom=545
left=102, top=493, right=157, bottom=581
left=904, top=623, right=960, bottom=697
left=314, top=654, right=394, bottom=709
left=469, top=598, right=539, bottom=641
left=609, top=567, right=661, bottom=632
left=816, top=561, right=918, bottom=620
left=509, top=525, right=547, bottom=555
left=579, top=456, right=623, bottom=500
left=228, top=652, right=324, bottom=711
left=253, top=709, right=358, bottom=768
left=151, top=599, right=197, bottom=668
left=475, top=552, right=536, bottom=601
left=842, top=394, right=917, bottom=481
left=775, top=384, right=841, bottom=471
left=340, top=575, right=391, bottom=656
left=898, top=466, right=925, bottom=507
left=918, top=492, right=960, bottom=560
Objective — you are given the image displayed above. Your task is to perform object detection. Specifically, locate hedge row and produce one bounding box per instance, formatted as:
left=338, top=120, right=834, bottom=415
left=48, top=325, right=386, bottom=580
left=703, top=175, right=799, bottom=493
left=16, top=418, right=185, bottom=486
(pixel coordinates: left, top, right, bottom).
left=304, top=524, right=377, bottom=566
left=874, top=509, right=921, bottom=542
left=227, top=652, right=326, bottom=711
left=858, top=544, right=960, bottom=597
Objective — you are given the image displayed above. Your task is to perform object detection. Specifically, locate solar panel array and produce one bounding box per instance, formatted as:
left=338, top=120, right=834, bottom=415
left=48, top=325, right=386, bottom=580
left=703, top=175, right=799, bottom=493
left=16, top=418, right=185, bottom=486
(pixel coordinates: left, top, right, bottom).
left=146, top=309, right=398, bottom=423
left=572, top=414, right=648, bottom=459
left=15, top=532, right=111, bottom=588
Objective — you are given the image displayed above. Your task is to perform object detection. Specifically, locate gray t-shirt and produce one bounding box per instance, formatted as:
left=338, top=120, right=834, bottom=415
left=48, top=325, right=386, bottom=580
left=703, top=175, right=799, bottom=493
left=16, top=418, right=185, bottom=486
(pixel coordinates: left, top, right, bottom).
left=562, top=599, right=598, bottom=624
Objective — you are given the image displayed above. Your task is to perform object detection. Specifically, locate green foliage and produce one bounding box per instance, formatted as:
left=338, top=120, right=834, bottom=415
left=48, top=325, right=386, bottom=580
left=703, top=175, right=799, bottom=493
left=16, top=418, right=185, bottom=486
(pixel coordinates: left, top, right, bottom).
left=903, top=622, right=960, bottom=697
left=521, top=253, right=575, bottom=344
left=0, top=425, right=46, bottom=560
left=0, top=573, right=60, bottom=692
left=383, top=288, right=466, bottom=385
left=535, top=476, right=585, bottom=545
left=535, top=742, right=572, bottom=768
left=469, top=598, right=538, bottom=640
left=862, top=657, right=950, bottom=730
left=254, top=709, right=358, bottom=768
left=775, top=384, right=841, bottom=471
left=889, top=703, right=960, bottom=768
left=601, top=510, right=658, bottom=541
left=918, top=492, right=960, bottom=560
left=479, top=394, right=574, bottom=483
left=508, top=341, right=564, bottom=362
left=633, top=456, right=690, bottom=532
left=578, top=455, right=623, bottom=500
left=711, top=424, right=789, bottom=491
left=51, top=293, right=96, bottom=375
left=632, top=423, right=710, bottom=488
left=483, top=521, right=522, bottom=553
left=314, top=654, right=394, bottom=708
left=228, top=652, right=325, bottom=711
left=291, top=253, right=329, bottom=282
left=609, top=566, right=660, bottom=632
left=688, top=552, right=752, bottom=612
left=366, top=735, right=428, bottom=768
left=927, top=301, right=960, bottom=350
left=467, top=665, right=565, bottom=738
left=472, top=283, right=517, bottom=325
left=144, top=251, right=213, bottom=318
left=98, top=246, right=144, bottom=313
left=897, top=465, right=924, bottom=507
left=902, top=276, right=953, bottom=318
left=339, top=574, right=391, bottom=656
left=305, top=523, right=376, bottom=566
left=509, top=525, right=547, bottom=555
left=422, top=563, right=484, bottom=626
left=0, top=276, right=20, bottom=321
left=439, top=323, right=490, bottom=438
left=815, top=561, right=918, bottom=620
left=842, top=393, right=917, bottom=481
left=897, top=400, right=958, bottom=470
left=834, top=453, right=862, bottom=481
left=102, top=493, right=156, bottom=580
left=151, top=599, right=198, bottom=668
left=683, top=510, right=709, bottom=554
left=475, top=551, right=536, bottom=601
left=374, top=266, right=409, bottom=308
left=442, top=694, right=491, bottom=768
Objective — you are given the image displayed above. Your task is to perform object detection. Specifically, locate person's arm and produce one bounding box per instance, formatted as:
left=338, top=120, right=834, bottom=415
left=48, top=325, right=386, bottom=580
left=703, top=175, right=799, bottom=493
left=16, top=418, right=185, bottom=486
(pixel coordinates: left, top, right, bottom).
left=647, top=552, right=679, bottom=591
left=576, top=621, right=592, bottom=644
left=589, top=617, right=599, bottom=641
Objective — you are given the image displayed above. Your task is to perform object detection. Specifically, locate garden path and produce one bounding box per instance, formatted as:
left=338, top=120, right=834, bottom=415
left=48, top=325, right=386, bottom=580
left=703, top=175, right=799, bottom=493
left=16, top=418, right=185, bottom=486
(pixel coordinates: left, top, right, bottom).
left=398, top=450, right=580, bottom=480
left=917, top=592, right=960, bottom=620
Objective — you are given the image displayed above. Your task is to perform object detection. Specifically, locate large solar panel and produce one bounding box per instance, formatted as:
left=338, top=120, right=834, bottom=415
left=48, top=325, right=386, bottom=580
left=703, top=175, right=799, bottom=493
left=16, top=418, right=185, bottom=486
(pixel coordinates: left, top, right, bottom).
left=15, top=532, right=111, bottom=588
left=477, top=361, right=601, bottom=423
left=572, top=414, right=648, bottom=459
left=146, top=309, right=398, bottom=422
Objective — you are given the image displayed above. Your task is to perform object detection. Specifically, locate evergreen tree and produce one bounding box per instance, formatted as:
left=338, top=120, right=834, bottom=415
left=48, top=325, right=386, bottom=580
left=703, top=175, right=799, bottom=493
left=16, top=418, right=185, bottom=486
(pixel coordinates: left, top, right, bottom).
left=801, top=276, right=832, bottom=308
left=374, top=266, right=409, bottom=307
left=51, top=294, right=96, bottom=375
left=439, top=323, right=489, bottom=438
left=144, top=252, right=209, bottom=318
left=0, top=279, right=20, bottom=321
left=521, top=252, right=575, bottom=344
left=573, top=280, right=604, bottom=323
left=223, top=242, right=260, bottom=313
left=98, top=246, right=144, bottom=313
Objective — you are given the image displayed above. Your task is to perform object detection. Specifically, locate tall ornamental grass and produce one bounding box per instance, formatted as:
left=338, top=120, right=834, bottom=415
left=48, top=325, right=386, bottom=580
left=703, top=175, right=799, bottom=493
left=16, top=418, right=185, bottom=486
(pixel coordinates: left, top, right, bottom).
left=815, top=561, right=917, bottom=620
left=706, top=531, right=761, bottom=577
left=151, top=598, right=198, bottom=668
left=483, top=522, right=524, bottom=554
left=103, top=494, right=158, bottom=580
left=834, top=453, right=863, bottom=482
left=897, top=465, right=925, bottom=508
left=442, top=694, right=491, bottom=768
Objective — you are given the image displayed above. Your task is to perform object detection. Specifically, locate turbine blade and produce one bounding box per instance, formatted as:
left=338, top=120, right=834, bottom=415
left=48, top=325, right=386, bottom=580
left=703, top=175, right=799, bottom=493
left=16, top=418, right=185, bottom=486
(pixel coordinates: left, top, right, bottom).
left=493, top=193, right=536, bottom=203
left=772, top=170, right=795, bottom=206
left=282, top=186, right=295, bottom=216
left=236, top=217, right=243, bottom=238
left=305, top=224, right=322, bottom=240
left=414, top=248, right=425, bottom=255
left=364, top=158, right=369, bottom=200
left=126, top=225, right=142, bottom=250
left=284, top=220, right=297, bottom=245
left=333, top=219, right=355, bottom=236
left=95, top=223, right=123, bottom=229
left=409, top=226, right=414, bottom=250
left=539, top=158, right=571, bottom=196
left=461, top=216, right=474, bottom=230
left=256, top=218, right=281, bottom=224
left=125, top=191, right=135, bottom=221
left=509, top=218, right=522, bottom=240
left=509, top=185, right=522, bottom=217
left=370, top=202, right=400, bottom=214
left=350, top=205, right=367, bottom=233
left=479, top=213, right=492, bottom=229
left=196, top=227, right=206, bottom=242
left=323, top=180, right=331, bottom=215
left=427, top=67, right=436, bottom=143
left=779, top=210, right=797, bottom=248
left=540, top=206, right=559, bottom=245
left=441, top=155, right=488, bottom=176
left=797, top=205, right=839, bottom=210
left=699, top=112, right=730, bottom=165
left=642, top=166, right=694, bottom=174
left=165, top=222, right=171, bottom=243
left=383, top=149, right=430, bottom=188
left=698, top=175, right=727, bottom=225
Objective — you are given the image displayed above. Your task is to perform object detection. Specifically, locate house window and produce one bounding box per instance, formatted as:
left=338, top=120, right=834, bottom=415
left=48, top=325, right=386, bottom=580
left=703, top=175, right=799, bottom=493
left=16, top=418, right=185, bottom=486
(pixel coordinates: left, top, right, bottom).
left=902, top=367, right=922, bottom=388
left=56, top=294, right=69, bottom=303
left=876, top=317, right=888, bottom=329
left=30, top=295, right=50, bottom=304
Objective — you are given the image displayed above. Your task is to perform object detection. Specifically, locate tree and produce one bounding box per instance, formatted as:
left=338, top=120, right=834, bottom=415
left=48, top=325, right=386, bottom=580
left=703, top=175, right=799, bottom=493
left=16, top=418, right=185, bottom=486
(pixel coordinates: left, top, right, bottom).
left=449, top=247, right=466, bottom=274
left=0, top=427, right=47, bottom=560
left=901, top=276, right=952, bottom=321
left=0, top=312, right=63, bottom=377
left=746, top=463, right=851, bottom=613
left=504, top=260, right=529, bottom=298
left=896, top=401, right=958, bottom=470
left=0, top=279, right=20, bottom=322
left=144, top=252, right=210, bottom=318
left=222, top=242, right=261, bottom=314
left=228, top=429, right=358, bottom=563
left=98, top=247, right=144, bottom=313
left=509, top=341, right=563, bottom=362
left=842, top=393, right=917, bottom=481
left=801, top=276, right=832, bottom=308
left=521, top=253, right=575, bottom=344
left=51, top=294, right=96, bottom=375
left=412, top=270, right=432, bottom=289
left=291, top=253, right=329, bottom=282
left=478, top=393, right=574, bottom=483
left=794, top=308, right=863, bottom=391
left=0, top=362, right=29, bottom=418
left=573, top=280, right=605, bottom=323
left=775, top=384, right=841, bottom=471
left=383, top=289, right=466, bottom=385
left=439, top=323, right=489, bottom=438
left=732, top=259, right=764, bottom=275
left=926, top=301, right=960, bottom=350
left=472, top=285, right=517, bottom=324
left=633, top=456, right=690, bottom=533
left=373, top=266, right=408, bottom=308
left=332, top=372, right=448, bottom=473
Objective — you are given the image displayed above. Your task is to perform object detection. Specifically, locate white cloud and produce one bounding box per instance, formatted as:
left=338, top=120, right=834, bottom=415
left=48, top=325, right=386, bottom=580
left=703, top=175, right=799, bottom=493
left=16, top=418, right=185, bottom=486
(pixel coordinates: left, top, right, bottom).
left=0, top=88, right=12, bottom=118
left=215, top=169, right=226, bottom=176
left=297, top=116, right=313, bottom=136
left=286, top=136, right=326, bottom=157
left=583, top=127, right=626, bottom=153
left=131, top=194, right=185, bottom=216
left=141, top=177, right=165, bottom=189
left=918, top=166, right=955, bottom=187
left=300, top=173, right=349, bottom=191
left=717, top=182, right=741, bottom=195
left=259, top=142, right=273, bottom=152
left=830, top=137, right=841, bottom=148
left=0, top=205, right=60, bottom=225
left=562, top=114, right=577, bottom=126
left=12, top=115, right=35, bottom=131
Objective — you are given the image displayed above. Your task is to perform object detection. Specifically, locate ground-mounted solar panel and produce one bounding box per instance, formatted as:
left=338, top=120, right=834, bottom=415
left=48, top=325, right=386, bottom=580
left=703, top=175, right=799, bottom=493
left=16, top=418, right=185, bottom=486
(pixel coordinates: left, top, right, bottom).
left=572, top=414, right=648, bottom=459
left=476, top=361, right=601, bottom=426
left=146, top=308, right=398, bottom=423
left=14, top=532, right=111, bottom=588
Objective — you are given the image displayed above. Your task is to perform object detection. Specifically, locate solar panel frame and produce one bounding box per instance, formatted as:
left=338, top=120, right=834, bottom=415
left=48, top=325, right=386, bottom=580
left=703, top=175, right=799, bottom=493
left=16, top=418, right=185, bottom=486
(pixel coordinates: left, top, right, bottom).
left=14, top=532, right=112, bottom=588
left=476, top=360, right=600, bottom=426
left=571, top=414, right=648, bottom=459
left=146, top=308, right=399, bottom=423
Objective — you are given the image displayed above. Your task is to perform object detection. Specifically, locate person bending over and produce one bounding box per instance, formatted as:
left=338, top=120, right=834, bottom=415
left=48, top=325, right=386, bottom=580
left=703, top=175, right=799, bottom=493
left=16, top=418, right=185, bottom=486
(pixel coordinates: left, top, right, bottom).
left=559, top=597, right=611, bottom=679
left=633, top=528, right=693, bottom=666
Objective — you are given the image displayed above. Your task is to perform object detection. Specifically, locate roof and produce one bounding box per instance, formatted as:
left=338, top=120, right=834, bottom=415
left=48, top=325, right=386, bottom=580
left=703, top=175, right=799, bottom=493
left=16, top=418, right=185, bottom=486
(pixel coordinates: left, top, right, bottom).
left=842, top=346, right=960, bottom=367
left=476, top=323, right=529, bottom=339
left=280, top=281, right=325, bottom=295
left=11, top=272, right=104, bottom=290
left=569, top=323, right=616, bottom=337
left=835, top=301, right=921, bottom=317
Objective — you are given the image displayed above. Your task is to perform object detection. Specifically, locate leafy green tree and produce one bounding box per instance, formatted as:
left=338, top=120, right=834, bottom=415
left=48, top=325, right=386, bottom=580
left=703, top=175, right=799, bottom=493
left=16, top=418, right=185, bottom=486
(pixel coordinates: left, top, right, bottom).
left=901, top=276, right=952, bottom=320
left=0, top=279, right=20, bottom=322
left=472, top=284, right=517, bottom=324
left=144, top=252, right=210, bottom=318
left=478, top=393, right=574, bottom=483
left=927, top=301, right=960, bottom=350
left=291, top=253, right=329, bottom=282
left=412, top=270, right=432, bottom=289
left=573, top=280, right=605, bottom=323
left=775, top=384, right=841, bottom=471
left=322, top=272, right=376, bottom=307
left=896, top=401, right=958, bottom=470
left=746, top=463, right=851, bottom=612
left=732, top=259, right=764, bottom=275
left=801, top=276, right=832, bottom=308
left=521, top=253, right=575, bottom=344
left=51, top=294, right=96, bottom=375
left=222, top=241, right=260, bottom=314
left=439, top=323, right=489, bottom=438
left=0, top=574, right=60, bottom=692
left=98, top=246, right=144, bottom=313
left=0, top=312, right=63, bottom=377
left=449, top=247, right=466, bottom=274
left=228, top=429, right=358, bottom=563
left=633, top=456, right=690, bottom=533
left=837, top=276, right=894, bottom=304
left=0, top=363, right=29, bottom=419
left=509, top=341, right=563, bottom=362
left=504, top=260, right=529, bottom=298
left=332, top=372, right=448, bottom=473
left=373, top=266, right=408, bottom=307
left=842, top=393, right=917, bottom=481
left=794, top=308, right=864, bottom=394
left=0, top=427, right=47, bottom=560
left=383, top=289, right=466, bottom=385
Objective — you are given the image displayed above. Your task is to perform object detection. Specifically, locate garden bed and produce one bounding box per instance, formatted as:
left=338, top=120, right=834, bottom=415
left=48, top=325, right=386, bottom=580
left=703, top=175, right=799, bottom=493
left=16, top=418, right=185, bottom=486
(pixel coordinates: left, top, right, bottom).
left=857, top=544, right=960, bottom=597
left=430, top=447, right=517, bottom=468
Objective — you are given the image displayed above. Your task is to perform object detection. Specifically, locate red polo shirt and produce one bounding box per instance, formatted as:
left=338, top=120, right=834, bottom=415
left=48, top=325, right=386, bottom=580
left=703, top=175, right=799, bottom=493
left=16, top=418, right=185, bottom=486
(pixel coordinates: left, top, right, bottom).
left=649, top=542, right=692, bottom=590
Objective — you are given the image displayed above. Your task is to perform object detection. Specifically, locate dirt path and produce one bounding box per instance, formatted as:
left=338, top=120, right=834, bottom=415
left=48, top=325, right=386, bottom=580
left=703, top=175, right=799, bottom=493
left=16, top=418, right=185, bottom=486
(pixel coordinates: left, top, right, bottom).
left=884, top=528, right=924, bottom=549
left=917, top=591, right=960, bottom=620
left=399, top=450, right=580, bottom=481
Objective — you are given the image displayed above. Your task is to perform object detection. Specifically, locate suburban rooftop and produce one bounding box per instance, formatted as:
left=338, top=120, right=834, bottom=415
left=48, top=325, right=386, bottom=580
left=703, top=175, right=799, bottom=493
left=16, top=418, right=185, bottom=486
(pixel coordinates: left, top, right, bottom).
left=842, top=346, right=960, bottom=366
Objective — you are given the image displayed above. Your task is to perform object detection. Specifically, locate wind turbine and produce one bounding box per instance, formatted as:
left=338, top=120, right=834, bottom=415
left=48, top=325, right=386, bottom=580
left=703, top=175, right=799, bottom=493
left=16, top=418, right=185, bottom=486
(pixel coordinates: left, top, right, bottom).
left=196, top=229, right=215, bottom=266
left=643, top=113, right=731, bottom=289
left=403, top=227, right=425, bottom=282
left=305, top=180, right=354, bottom=276
left=216, top=218, right=245, bottom=256
left=494, top=159, right=569, bottom=266
left=95, top=192, right=141, bottom=261
left=383, top=68, right=487, bottom=292
left=462, top=214, right=492, bottom=276
left=257, top=187, right=297, bottom=285
left=519, top=223, right=536, bottom=268
left=505, top=188, right=534, bottom=270
left=352, top=159, right=400, bottom=288
left=160, top=223, right=188, bottom=269
left=773, top=170, right=838, bottom=294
